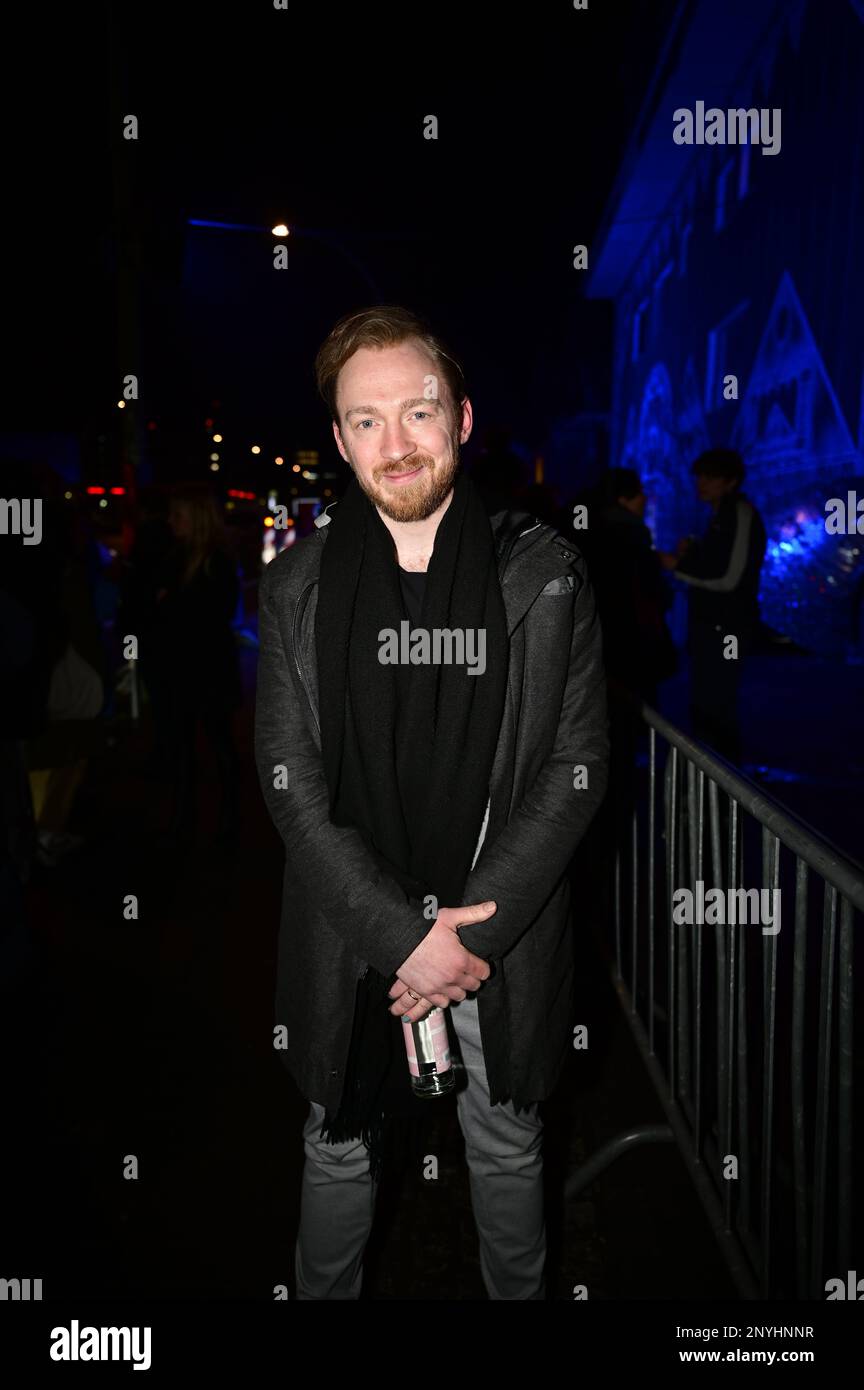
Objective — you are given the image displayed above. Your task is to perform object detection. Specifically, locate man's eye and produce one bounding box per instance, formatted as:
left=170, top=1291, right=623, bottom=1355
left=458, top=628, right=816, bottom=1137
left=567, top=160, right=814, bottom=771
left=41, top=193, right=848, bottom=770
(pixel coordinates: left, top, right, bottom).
left=357, top=419, right=373, bottom=429
left=410, top=411, right=430, bottom=420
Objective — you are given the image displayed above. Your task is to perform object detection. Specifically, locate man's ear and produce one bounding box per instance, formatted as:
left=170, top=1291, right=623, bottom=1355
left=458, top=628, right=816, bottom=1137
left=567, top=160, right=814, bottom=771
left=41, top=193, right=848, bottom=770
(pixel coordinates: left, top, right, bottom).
left=332, top=419, right=350, bottom=465
left=459, top=395, right=474, bottom=446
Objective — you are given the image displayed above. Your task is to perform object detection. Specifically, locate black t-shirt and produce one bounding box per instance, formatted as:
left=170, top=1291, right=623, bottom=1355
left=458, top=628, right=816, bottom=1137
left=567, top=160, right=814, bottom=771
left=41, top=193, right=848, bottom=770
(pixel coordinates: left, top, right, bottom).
left=398, top=567, right=427, bottom=627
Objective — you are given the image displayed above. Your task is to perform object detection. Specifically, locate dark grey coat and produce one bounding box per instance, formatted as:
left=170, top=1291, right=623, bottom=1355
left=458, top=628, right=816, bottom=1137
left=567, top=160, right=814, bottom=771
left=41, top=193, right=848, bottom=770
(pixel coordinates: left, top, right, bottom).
left=254, top=500, right=609, bottom=1113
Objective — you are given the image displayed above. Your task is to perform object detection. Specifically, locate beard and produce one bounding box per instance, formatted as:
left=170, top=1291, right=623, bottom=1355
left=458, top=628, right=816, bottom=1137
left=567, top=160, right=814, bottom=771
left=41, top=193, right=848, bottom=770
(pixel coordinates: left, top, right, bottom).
left=350, top=437, right=461, bottom=523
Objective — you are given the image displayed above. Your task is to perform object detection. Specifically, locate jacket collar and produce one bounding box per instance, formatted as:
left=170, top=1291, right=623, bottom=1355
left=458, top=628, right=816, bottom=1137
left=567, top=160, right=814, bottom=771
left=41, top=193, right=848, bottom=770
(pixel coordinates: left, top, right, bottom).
left=314, top=495, right=543, bottom=561
left=309, top=496, right=577, bottom=637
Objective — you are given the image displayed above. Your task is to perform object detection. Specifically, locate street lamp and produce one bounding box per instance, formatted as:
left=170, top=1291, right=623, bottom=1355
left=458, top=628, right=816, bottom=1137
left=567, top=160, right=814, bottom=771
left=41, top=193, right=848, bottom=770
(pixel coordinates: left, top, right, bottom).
left=186, top=217, right=381, bottom=297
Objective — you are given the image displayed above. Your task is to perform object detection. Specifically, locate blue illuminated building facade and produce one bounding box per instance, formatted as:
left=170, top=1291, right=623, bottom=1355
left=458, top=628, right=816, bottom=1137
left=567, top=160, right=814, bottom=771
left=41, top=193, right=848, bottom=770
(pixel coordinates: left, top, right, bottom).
left=587, top=0, right=864, bottom=654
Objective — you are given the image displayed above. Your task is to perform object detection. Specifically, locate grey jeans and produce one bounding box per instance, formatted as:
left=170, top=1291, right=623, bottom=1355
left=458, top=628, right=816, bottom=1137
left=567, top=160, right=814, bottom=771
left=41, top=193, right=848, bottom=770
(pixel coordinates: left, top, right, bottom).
left=294, top=993, right=546, bottom=1299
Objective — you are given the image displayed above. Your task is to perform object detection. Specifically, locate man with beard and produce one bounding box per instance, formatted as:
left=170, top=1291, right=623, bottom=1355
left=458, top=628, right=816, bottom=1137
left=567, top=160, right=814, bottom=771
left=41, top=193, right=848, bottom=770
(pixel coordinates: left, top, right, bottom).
left=255, top=306, right=608, bottom=1299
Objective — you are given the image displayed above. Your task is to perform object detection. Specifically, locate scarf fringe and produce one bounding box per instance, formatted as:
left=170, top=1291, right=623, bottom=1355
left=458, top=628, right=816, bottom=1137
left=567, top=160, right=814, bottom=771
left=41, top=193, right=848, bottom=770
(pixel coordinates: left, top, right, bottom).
left=319, top=1101, right=428, bottom=1185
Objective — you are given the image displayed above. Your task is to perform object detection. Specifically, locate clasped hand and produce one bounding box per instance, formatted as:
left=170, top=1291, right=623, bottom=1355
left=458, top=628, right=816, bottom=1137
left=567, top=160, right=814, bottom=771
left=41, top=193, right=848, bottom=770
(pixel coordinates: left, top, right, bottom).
left=387, top=900, right=497, bottom=1022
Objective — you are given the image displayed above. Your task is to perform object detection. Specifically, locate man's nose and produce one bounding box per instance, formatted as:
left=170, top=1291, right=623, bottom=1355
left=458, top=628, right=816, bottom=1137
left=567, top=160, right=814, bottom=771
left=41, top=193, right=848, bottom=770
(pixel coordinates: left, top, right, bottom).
left=379, top=418, right=416, bottom=462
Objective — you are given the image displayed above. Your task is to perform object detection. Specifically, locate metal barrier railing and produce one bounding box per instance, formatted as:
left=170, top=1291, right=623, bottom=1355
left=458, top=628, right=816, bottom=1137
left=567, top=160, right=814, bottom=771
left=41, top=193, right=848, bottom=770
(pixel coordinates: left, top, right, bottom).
left=567, top=695, right=862, bottom=1300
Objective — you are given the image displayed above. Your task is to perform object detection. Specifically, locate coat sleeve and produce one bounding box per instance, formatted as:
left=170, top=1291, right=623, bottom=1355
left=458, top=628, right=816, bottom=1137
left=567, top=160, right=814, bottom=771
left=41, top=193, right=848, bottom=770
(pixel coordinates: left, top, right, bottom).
left=455, top=558, right=609, bottom=961
left=675, top=500, right=750, bottom=590
left=254, top=560, right=433, bottom=980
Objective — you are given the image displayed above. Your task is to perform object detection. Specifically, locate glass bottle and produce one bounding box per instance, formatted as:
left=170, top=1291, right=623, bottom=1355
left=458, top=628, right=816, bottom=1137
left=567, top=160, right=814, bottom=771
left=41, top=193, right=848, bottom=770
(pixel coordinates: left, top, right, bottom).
left=402, top=1007, right=455, bottom=1096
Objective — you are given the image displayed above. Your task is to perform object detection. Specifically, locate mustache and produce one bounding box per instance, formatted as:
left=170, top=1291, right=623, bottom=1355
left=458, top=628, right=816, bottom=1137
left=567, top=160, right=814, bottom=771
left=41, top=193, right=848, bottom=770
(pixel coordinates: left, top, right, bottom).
left=377, top=460, right=430, bottom=477
left=367, top=438, right=461, bottom=482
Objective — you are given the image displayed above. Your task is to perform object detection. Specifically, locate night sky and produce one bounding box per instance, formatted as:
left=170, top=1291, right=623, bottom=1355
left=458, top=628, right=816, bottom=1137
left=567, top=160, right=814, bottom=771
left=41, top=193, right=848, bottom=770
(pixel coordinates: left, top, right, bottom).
left=4, top=0, right=679, bottom=484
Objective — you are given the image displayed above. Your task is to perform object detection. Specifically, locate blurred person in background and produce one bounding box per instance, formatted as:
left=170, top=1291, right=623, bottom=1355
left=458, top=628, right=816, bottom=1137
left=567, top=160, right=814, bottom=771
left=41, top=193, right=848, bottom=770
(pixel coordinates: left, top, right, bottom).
left=0, top=469, right=105, bottom=869
left=659, top=448, right=766, bottom=765
left=152, top=482, right=242, bottom=845
left=578, top=468, right=677, bottom=910
left=0, top=584, right=38, bottom=943
left=469, top=424, right=527, bottom=515
left=117, top=487, right=175, bottom=772
left=585, top=467, right=677, bottom=705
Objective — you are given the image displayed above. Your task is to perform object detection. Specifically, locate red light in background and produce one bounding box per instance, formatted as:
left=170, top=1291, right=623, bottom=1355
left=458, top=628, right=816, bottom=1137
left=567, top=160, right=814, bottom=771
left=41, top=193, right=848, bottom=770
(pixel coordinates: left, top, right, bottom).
left=110, top=487, right=125, bottom=495
left=205, top=418, right=214, bottom=429
left=147, top=421, right=157, bottom=431
left=86, top=486, right=105, bottom=495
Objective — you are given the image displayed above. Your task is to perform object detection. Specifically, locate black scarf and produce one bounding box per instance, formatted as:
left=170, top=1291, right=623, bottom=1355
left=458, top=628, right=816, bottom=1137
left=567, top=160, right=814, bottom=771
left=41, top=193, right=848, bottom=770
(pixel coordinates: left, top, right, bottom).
left=314, top=469, right=508, bottom=1180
